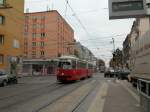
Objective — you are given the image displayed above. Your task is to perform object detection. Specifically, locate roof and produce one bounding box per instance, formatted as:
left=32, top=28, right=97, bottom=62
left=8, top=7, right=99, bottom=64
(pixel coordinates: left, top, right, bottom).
left=59, top=55, right=79, bottom=60
left=25, top=10, right=74, bottom=32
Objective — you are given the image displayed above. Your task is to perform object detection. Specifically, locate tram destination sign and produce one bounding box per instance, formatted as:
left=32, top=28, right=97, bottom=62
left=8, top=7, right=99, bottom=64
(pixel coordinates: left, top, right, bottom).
left=109, top=0, right=150, bottom=19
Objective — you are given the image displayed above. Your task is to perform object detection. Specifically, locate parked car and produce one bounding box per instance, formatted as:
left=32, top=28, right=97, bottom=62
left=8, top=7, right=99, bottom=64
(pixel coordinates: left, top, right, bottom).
left=99, top=66, right=105, bottom=73
left=0, top=71, right=8, bottom=86
left=104, top=68, right=115, bottom=78
left=0, top=71, right=18, bottom=87
left=117, top=69, right=130, bottom=80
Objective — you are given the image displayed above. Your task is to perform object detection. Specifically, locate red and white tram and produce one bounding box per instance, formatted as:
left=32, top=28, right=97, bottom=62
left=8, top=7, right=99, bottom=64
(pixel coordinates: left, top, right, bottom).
left=57, top=56, right=94, bottom=82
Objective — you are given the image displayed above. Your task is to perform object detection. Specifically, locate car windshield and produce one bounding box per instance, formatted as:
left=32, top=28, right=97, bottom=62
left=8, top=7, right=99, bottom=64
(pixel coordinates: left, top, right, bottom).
left=0, top=73, right=5, bottom=76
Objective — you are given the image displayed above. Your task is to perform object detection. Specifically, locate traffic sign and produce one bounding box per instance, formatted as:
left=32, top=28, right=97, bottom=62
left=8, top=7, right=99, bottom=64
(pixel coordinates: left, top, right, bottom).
left=109, top=0, right=150, bottom=19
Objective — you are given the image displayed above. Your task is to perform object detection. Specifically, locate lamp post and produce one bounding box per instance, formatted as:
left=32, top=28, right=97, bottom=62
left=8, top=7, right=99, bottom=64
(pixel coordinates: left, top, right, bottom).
left=112, top=38, right=115, bottom=52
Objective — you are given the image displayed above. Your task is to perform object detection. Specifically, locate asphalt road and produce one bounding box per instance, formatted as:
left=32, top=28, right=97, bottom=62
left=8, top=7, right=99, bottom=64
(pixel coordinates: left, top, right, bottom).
left=0, top=73, right=142, bottom=112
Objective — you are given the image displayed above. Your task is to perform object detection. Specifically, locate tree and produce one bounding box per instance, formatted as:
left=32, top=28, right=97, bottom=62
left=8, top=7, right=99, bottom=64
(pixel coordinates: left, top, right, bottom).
left=74, top=49, right=79, bottom=58
left=111, top=48, right=123, bottom=68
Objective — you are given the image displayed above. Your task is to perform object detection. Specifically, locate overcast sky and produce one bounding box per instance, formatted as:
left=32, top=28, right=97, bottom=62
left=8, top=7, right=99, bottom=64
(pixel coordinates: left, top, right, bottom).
left=25, top=0, right=134, bottom=66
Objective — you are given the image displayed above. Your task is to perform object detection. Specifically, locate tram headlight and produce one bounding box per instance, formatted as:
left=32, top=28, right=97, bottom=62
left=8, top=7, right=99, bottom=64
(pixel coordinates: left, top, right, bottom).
left=61, top=73, right=64, bottom=76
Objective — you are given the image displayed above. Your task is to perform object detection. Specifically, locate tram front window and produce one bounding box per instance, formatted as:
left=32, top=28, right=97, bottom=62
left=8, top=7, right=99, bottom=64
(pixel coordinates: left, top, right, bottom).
left=58, top=62, right=72, bottom=69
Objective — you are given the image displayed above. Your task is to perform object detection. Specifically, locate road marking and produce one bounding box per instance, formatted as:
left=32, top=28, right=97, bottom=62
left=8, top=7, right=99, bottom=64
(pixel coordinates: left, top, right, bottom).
left=87, top=82, right=108, bottom=112
left=120, top=81, right=140, bottom=103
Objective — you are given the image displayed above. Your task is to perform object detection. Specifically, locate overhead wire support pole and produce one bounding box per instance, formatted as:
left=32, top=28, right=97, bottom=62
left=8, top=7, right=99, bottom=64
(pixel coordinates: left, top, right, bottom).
left=112, top=38, right=115, bottom=52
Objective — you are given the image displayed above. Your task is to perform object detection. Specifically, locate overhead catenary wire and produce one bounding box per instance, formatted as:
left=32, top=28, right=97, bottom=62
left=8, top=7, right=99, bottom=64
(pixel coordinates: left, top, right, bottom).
left=64, top=0, right=68, bottom=17
left=63, top=0, right=127, bottom=54
left=19, top=0, right=126, bottom=58
left=65, top=0, right=91, bottom=37
left=5, top=0, right=127, bottom=41
left=78, top=34, right=127, bottom=41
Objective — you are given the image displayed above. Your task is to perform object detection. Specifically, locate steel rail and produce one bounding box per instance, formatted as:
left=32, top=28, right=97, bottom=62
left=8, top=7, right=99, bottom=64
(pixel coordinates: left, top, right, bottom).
left=35, top=78, right=93, bottom=112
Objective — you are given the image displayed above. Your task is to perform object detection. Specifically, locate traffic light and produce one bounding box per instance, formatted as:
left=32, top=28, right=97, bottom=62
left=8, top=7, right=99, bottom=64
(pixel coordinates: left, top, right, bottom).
left=109, top=0, right=150, bottom=19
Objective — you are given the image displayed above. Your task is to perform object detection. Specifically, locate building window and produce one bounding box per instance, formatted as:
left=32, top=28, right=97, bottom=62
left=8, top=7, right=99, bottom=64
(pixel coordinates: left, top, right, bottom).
left=0, top=0, right=5, bottom=6
left=41, top=24, right=45, bottom=29
left=32, top=24, right=37, bottom=29
left=41, top=33, right=45, bottom=37
left=40, top=51, right=45, bottom=56
left=13, top=39, right=20, bottom=48
left=25, top=16, right=29, bottom=20
left=0, top=16, right=5, bottom=24
left=32, top=42, right=36, bottom=47
left=0, top=35, right=4, bottom=45
left=41, top=16, right=45, bottom=20
left=40, top=42, right=45, bottom=47
left=32, top=51, right=36, bottom=56
left=0, top=54, right=4, bottom=64
left=32, top=33, right=36, bottom=38
left=32, top=17, right=37, bottom=23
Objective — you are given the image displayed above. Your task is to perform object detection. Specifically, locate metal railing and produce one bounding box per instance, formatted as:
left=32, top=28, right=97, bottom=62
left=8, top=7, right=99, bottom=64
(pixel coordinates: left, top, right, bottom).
left=137, top=79, right=150, bottom=99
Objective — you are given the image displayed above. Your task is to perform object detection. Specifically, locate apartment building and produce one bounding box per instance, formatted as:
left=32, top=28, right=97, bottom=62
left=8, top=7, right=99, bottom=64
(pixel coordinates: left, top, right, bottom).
left=123, top=17, right=150, bottom=69
left=24, top=10, right=74, bottom=59
left=75, top=42, right=95, bottom=61
left=23, top=10, right=75, bottom=75
left=0, top=0, right=24, bottom=74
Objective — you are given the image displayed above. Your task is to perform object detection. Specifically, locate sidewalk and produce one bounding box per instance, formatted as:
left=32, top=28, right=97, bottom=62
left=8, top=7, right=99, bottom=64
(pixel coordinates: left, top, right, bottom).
left=18, top=75, right=57, bottom=84
left=103, top=80, right=142, bottom=112
left=18, top=74, right=56, bottom=78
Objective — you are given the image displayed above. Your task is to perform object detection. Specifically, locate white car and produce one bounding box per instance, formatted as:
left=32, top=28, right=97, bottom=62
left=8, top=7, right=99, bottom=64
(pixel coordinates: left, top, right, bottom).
left=0, top=71, right=8, bottom=86
left=0, top=71, right=18, bottom=87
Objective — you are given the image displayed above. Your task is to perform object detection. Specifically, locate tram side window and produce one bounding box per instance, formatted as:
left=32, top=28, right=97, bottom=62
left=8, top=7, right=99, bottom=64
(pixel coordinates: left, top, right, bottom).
left=88, top=64, right=93, bottom=69
left=72, top=60, right=76, bottom=69
left=58, top=62, right=72, bottom=69
left=77, top=61, right=86, bottom=69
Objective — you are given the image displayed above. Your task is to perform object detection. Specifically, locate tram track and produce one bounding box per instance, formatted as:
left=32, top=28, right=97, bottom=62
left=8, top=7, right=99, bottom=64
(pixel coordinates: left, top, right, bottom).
left=71, top=81, right=98, bottom=112
left=0, top=78, right=93, bottom=112
left=0, top=82, right=59, bottom=101
left=0, top=83, right=65, bottom=109
left=35, top=78, right=93, bottom=112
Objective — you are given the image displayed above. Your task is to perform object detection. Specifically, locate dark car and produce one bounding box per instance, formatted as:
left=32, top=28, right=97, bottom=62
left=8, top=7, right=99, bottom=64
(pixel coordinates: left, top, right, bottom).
left=117, top=69, right=130, bottom=80
left=104, top=68, right=115, bottom=78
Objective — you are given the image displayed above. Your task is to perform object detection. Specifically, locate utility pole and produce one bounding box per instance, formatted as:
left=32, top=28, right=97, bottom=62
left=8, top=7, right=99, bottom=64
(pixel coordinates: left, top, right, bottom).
left=112, top=38, right=115, bottom=52
left=112, top=38, right=116, bottom=70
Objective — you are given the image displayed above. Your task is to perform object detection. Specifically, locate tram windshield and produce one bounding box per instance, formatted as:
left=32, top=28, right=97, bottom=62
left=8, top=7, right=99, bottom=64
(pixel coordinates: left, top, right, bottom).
left=58, top=61, right=72, bottom=69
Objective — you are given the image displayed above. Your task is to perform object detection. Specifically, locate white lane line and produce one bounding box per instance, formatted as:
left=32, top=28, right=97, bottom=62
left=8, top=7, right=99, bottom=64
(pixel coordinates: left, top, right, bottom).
left=120, top=81, right=140, bottom=103
left=87, top=82, right=108, bottom=112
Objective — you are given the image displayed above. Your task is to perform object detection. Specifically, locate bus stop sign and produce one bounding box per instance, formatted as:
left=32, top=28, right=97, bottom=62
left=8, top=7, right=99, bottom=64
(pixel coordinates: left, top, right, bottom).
left=109, top=0, right=150, bottom=19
